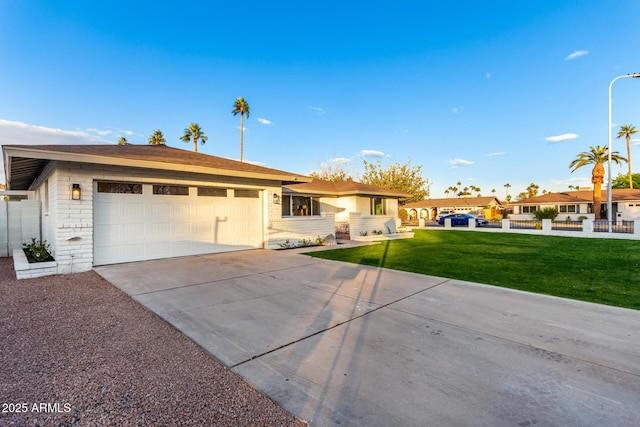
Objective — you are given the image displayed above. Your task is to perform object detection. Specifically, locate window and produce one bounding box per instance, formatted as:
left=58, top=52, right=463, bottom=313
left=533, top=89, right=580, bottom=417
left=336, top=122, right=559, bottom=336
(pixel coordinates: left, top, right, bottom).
left=234, top=189, right=260, bottom=198
left=370, top=197, right=386, bottom=215
left=153, top=185, right=189, bottom=195
left=97, top=181, right=143, bottom=194
left=282, top=195, right=321, bottom=216
left=558, top=204, right=577, bottom=213
left=198, top=187, right=227, bottom=197
left=521, top=206, right=537, bottom=213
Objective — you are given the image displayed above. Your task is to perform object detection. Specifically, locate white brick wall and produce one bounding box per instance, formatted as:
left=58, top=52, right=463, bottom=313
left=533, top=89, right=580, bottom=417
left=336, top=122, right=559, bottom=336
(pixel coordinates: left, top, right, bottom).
left=349, top=212, right=398, bottom=238
left=267, top=213, right=335, bottom=248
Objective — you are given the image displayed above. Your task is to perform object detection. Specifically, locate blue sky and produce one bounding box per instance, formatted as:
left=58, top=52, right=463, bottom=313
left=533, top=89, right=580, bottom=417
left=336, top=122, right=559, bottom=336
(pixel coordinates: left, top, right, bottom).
left=1, top=1, right=640, bottom=198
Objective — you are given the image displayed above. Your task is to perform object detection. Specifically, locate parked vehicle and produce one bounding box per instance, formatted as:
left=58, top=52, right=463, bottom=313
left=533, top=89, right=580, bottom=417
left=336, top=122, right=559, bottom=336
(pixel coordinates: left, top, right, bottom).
left=435, top=210, right=455, bottom=221
left=438, top=213, right=489, bottom=227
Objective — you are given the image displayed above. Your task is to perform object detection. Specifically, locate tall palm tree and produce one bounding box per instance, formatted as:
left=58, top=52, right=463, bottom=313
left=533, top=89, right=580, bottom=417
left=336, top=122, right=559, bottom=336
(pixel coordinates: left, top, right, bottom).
left=180, top=123, right=208, bottom=153
left=148, top=130, right=166, bottom=145
left=504, top=183, right=511, bottom=199
left=569, top=145, right=626, bottom=219
left=232, top=97, right=250, bottom=161
left=616, top=125, right=638, bottom=189
left=117, top=136, right=128, bottom=145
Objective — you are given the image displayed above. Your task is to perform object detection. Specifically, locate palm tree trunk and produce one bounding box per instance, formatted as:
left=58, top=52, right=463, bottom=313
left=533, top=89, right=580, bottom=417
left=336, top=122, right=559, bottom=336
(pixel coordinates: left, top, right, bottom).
left=627, top=135, right=633, bottom=189
left=239, top=114, right=244, bottom=162
left=193, top=136, right=197, bottom=153
left=593, top=184, right=602, bottom=220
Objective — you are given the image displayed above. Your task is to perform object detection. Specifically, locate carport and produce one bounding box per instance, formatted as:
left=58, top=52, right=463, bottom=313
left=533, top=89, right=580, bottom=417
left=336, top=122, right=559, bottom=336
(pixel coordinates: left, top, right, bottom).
left=96, top=249, right=640, bottom=426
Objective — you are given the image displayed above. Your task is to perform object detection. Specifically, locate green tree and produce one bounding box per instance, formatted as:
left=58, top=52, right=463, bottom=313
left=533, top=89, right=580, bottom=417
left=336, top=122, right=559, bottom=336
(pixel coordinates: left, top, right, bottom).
left=611, top=172, right=640, bottom=189
left=309, top=163, right=352, bottom=182
left=117, top=136, right=128, bottom=145
left=180, top=123, right=208, bottom=153
left=569, top=145, right=626, bottom=219
left=616, top=125, right=638, bottom=189
left=361, top=158, right=430, bottom=205
left=148, top=130, right=166, bottom=145
left=526, top=183, right=540, bottom=198
left=232, top=97, right=250, bottom=161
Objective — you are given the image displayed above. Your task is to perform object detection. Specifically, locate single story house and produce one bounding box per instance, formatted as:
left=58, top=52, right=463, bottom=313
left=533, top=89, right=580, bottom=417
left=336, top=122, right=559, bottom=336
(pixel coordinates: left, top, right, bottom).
left=402, top=196, right=504, bottom=220
left=2, top=144, right=408, bottom=274
left=510, top=189, right=640, bottom=221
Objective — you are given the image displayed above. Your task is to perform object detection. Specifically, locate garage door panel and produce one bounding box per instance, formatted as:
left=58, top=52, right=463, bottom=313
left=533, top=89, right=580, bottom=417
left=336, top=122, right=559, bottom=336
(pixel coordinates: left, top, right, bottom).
left=94, top=184, right=263, bottom=265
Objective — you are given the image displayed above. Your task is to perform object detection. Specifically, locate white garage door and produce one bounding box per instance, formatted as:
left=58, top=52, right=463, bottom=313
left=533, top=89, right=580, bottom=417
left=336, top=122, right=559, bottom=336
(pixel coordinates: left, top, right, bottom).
left=94, top=182, right=263, bottom=265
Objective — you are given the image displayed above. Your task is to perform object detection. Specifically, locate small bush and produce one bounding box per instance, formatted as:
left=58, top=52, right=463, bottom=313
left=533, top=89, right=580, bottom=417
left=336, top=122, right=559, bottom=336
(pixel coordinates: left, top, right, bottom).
left=23, top=238, right=52, bottom=262
left=359, top=231, right=368, bottom=236
left=533, top=208, right=558, bottom=220
left=278, top=239, right=295, bottom=249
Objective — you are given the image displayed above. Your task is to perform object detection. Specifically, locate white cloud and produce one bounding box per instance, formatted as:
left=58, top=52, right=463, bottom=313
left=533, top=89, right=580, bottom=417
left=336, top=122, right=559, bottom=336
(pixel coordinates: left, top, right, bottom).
left=450, top=107, right=460, bottom=114
left=632, top=138, right=640, bottom=145
left=123, top=130, right=134, bottom=136
left=486, top=72, right=491, bottom=79
left=564, top=50, right=589, bottom=60
left=360, top=149, right=387, bottom=158
left=308, top=106, right=326, bottom=115
left=484, top=152, right=506, bottom=157
left=243, top=159, right=268, bottom=167
left=545, top=133, right=579, bottom=143
left=331, top=157, right=351, bottom=164
left=86, top=128, right=113, bottom=136
left=0, top=119, right=114, bottom=184
left=0, top=119, right=113, bottom=145
left=257, top=118, right=274, bottom=125
left=450, top=158, right=475, bottom=167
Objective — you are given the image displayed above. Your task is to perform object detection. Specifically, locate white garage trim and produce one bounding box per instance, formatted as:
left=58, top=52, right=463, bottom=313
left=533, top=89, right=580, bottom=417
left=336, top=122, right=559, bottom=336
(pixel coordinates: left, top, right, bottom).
left=94, top=181, right=264, bottom=265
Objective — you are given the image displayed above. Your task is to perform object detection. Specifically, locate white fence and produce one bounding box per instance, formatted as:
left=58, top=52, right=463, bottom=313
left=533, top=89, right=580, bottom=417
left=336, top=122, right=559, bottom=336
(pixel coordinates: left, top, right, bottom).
left=1, top=200, right=41, bottom=257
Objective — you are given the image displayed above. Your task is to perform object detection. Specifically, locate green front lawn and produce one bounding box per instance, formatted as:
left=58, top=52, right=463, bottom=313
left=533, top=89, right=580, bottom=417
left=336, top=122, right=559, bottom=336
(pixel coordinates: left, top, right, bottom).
left=306, top=229, right=640, bottom=310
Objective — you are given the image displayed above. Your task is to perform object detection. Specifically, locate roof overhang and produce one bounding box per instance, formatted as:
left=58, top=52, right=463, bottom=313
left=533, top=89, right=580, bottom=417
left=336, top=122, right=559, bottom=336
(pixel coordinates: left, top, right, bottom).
left=3, top=145, right=311, bottom=190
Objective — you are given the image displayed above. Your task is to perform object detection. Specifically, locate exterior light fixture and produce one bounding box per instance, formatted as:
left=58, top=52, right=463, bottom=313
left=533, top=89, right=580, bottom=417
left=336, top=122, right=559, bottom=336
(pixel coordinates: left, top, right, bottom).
left=71, top=184, right=81, bottom=200
left=607, top=73, right=640, bottom=231
left=273, top=193, right=281, bottom=204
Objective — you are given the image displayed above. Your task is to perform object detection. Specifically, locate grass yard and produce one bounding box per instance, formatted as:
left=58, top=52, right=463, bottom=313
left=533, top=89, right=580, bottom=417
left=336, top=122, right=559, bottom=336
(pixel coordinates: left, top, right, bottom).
left=307, top=229, right=640, bottom=310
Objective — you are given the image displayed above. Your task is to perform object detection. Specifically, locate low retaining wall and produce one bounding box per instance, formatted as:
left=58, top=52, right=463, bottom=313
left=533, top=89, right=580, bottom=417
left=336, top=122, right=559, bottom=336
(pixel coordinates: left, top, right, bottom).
left=13, top=249, right=58, bottom=280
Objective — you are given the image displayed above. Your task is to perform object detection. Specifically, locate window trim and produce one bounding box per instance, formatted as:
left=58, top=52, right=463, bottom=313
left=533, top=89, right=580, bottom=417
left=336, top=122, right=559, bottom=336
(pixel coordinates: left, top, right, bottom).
left=370, top=197, right=386, bottom=215
left=281, top=194, right=321, bottom=217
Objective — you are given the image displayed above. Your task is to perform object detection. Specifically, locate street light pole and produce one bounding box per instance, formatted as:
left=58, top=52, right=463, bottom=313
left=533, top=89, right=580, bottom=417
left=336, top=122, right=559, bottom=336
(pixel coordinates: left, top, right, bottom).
left=607, top=73, right=640, bottom=232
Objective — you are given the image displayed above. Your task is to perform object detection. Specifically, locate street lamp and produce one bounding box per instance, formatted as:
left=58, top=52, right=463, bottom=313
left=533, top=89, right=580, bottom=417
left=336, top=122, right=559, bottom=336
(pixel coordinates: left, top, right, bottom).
left=607, top=73, right=640, bottom=231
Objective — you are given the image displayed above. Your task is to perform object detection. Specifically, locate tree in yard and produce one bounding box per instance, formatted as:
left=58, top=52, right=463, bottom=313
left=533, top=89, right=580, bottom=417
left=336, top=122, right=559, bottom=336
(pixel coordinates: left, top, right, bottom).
left=232, top=97, right=250, bottom=162
left=148, top=130, right=166, bottom=145
left=526, top=183, right=540, bottom=198
left=309, top=162, right=352, bottom=182
left=616, top=125, right=638, bottom=188
left=504, top=183, right=511, bottom=199
left=569, top=145, right=626, bottom=219
left=180, top=123, right=208, bottom=153
left=611, top=172, right=640, bottom=189
left=361, top=158, right=430, bottom=205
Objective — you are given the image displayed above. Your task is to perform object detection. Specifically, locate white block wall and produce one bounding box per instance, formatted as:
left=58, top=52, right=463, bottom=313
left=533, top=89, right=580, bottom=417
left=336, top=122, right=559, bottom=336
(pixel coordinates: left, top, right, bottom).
left=349, top=212, right=399, bottom=238
left=0, top=200, right=41, bottom=257
left=267, top=213, right=335, bottom=248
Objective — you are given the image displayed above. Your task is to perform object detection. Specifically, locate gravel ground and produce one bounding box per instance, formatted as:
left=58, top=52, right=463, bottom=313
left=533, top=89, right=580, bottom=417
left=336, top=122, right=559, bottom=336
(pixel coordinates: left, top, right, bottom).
left=0, top=257, right=307, bottom=427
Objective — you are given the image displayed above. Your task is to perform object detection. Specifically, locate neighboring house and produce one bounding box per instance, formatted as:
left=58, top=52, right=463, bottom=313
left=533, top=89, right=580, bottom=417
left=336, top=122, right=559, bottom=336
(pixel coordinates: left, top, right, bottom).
left=3, top=144, right=408, bottom=274
left=281, top=179, right=410, bottom=239
left=402, top=196, right=504, bottom=220
left=510, top=189, right=640, bottom=221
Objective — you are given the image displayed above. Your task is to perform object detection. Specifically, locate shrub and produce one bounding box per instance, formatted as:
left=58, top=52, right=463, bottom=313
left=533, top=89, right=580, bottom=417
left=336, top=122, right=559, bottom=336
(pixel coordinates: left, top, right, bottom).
left=23, top=238, right=52, bottom=262
left=359, top=231, right=368, bottom=236
left=533, top=208, right=558, bottom=220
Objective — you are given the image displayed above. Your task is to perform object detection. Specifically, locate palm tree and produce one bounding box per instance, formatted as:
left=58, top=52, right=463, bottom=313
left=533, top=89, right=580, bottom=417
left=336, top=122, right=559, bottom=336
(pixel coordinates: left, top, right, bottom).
left=148, top=130, right=166, bottom=145
left=569, top=145, right=626, bottom=219
left=180, top=123, right=208, bottom=153
left=232, top=97, right=250, bottom=162
left=616, top=125, right=638, bottom=189
left=117, top=136, right=128, bottom=145
left=504, top=183, right=511, bottom=199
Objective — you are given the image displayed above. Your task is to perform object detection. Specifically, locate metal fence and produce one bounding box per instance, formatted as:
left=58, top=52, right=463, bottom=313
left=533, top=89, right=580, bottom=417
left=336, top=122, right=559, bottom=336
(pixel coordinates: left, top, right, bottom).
left=593, top=220, right=634, bottom=234
left=551, top=221, right=584, bottom=232
left=335, top=222, right=350, bottom=240
left=509, top=220, right=539, bottom=230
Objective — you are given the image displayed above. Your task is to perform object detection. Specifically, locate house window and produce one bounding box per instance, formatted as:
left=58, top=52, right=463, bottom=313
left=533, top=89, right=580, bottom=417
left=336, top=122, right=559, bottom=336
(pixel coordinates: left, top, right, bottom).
left=97, top=181, right=143, bottom=194
left=234, top=189, right=260, bottom=198
left=558, top=204, right=577, bottom=213
left=153, top=185, right=189, bottom=195
left=370, top=197, right=386, bottom=215
left=198, top=187, right=227, bottom=197
left=522, top=206, right=537, bottom=213
left=282, top=195, right=320, bottom=216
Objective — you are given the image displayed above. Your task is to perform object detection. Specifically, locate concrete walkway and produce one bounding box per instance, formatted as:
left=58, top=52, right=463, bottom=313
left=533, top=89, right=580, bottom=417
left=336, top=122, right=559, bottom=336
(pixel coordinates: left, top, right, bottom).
left=96, top=249, right=640, bottom=427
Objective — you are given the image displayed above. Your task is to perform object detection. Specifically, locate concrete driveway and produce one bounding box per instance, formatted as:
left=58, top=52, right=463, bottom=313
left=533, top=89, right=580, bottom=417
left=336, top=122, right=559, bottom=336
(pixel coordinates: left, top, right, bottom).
left=96, top=249, right=640, bottom=426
